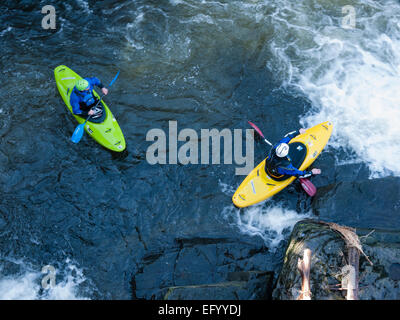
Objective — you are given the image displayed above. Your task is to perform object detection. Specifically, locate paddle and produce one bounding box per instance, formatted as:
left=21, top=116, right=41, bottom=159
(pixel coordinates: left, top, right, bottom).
left=299, top=178, right=316, bottom=196
left=71, top=71, right=120, bottom=144
left=247, top=121, right=317, bottom=197
left=248, top=121, right=273, bottom=146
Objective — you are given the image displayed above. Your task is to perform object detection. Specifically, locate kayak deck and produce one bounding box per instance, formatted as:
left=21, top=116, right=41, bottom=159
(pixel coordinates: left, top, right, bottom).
left=232, top=121, right=333, bottom=208
left=54, top=65, right=126, bottom=152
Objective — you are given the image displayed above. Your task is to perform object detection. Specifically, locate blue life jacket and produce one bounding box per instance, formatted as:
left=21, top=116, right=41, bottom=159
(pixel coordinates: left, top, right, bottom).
left=70, top=77, right=104, bottom=115
left=73, top=87, right=96, bottom=106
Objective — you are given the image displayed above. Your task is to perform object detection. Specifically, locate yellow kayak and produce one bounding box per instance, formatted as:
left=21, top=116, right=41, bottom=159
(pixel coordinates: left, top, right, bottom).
left=232, top=121, right=333, bottom=208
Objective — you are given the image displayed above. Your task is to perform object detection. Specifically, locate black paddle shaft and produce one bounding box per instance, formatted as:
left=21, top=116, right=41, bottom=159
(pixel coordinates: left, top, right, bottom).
left=85, top=93, right=105, bottom=122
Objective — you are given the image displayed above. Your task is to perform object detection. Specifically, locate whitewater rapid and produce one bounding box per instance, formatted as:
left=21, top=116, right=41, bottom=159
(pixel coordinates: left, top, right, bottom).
left=266, top=0, right=400, bottom=178
left=0, top=258, right=94, bottom=300
left=164, top=0, right=400, bottom=177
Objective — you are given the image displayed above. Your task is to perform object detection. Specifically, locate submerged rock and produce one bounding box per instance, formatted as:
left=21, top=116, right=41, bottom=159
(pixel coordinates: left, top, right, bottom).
left=273, top=219, right=400, bottom=300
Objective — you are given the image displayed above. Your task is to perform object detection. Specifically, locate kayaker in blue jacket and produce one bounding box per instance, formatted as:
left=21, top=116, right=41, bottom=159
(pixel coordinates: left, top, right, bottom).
left=70, top=77, right=108, bottom=117
left=265, top=128, right=321, bottom=179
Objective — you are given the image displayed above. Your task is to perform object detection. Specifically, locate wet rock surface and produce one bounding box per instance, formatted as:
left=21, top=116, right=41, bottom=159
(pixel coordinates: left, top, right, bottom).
left=133, top=235, right=277, bottom=300
left=389, top=263, right=400, bottom=281
left=312, top=176, right=400, bottom=230
left=161, top=271, right=273, bottom=300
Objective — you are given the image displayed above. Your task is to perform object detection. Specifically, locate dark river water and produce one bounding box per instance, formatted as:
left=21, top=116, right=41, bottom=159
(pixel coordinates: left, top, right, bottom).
left=0, top=0, right=399, bottom=299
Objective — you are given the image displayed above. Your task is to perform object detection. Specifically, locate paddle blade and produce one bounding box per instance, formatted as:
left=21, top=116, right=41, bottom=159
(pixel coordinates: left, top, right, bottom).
left=299, top=178, right=317, bottom=197
left=108, top=70, right=120, bottom=88
left=248, top=121, right=273, bottom=146
left=71, top=123, right=85, bottom=143
left=248, top=121, right=265, bottom=139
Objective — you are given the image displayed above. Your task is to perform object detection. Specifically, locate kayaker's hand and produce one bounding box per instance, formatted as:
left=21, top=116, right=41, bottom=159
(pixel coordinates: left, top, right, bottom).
left=88, top=109, right=95, bottom=116
left=299, top=128, right=306, bottom=134
left=102, top=87, right=109, bottom=95
left=311, top=168, right=321, bottom=175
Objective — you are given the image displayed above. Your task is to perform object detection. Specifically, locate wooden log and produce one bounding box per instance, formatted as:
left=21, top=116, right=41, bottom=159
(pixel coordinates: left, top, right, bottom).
left=346, top=246, right=359, bottom=300
left=297, top=249, right=312, bottom=300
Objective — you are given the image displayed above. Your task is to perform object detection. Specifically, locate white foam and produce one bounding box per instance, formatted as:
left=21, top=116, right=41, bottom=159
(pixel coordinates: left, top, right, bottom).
left=0, top=272, right=40, bottom=300
left=76, top=0, right=92, bottom=14
left=223, top=204, right=310, bottom=248
left=218, top=180, right=236, bottom=195
left=182, top=14, right=214, bottom=25
left=0, top=259, right=92, bottom=300
left=169, top=0, right=185, bottom=5
left=0, top=27, right=12, bottom=37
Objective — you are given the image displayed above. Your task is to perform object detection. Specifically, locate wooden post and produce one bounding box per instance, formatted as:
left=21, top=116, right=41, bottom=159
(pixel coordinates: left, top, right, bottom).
left=297, top=249, right=312, bottom=300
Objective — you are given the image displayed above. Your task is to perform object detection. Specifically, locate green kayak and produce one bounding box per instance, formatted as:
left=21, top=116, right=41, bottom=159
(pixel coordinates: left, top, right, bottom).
left=54, top=65, right=126, bottom=152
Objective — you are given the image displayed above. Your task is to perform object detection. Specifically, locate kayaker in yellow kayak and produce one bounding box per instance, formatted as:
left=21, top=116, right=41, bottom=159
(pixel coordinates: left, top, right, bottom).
left=70, top=78, right=109, bottom=118
left=265, top=128, right=322, bottom=180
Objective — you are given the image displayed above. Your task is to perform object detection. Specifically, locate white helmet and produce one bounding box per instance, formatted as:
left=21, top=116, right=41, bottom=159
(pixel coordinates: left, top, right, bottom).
left=276, top=143, right=289, bottom=157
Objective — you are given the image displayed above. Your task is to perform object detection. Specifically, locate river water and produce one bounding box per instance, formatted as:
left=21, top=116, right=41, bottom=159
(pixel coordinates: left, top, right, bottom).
left=0, top=0, right=399, bottom=299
